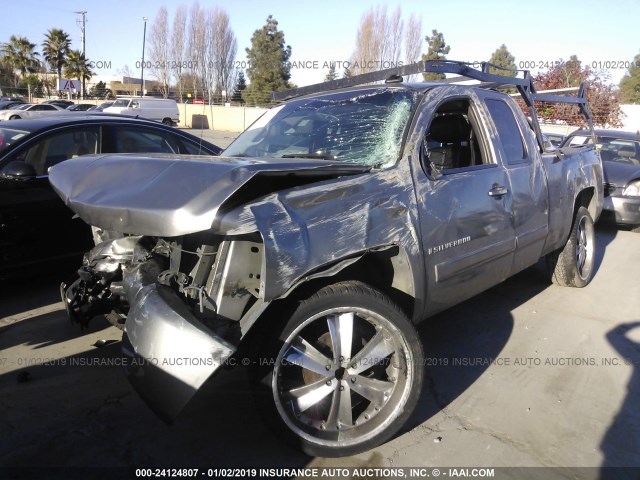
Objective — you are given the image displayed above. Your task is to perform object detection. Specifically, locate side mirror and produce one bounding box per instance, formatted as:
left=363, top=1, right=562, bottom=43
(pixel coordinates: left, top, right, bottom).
left=0, top=160, right=37, bottom=180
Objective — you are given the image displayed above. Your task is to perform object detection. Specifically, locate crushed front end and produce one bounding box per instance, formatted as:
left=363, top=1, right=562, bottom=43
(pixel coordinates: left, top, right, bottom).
left=62, top=232, right=267, bottom=420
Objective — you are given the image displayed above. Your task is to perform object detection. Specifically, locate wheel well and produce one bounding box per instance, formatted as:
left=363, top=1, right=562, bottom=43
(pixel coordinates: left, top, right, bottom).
left=239, top=249, right=418, bottom=356
left=279, top=248, right=415, bottom=320
left=574, top=187, right=596, bottom=221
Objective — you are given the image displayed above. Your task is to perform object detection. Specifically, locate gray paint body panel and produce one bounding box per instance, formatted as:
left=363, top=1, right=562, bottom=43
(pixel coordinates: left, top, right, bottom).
left=49, top=153, right=370, bottom=237
left=52, top=83, right=603, bottom=422
left=121, top=257, right=236, bottom=421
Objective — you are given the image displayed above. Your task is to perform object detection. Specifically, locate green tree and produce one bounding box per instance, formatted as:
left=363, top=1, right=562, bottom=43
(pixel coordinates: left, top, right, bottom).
left=42, top=28, right=71, bottom=86
left=0, top=58, right=17, bottom=93
left=243, top=15, right=291, bottom=106
left=324, top=62, right=337, bottom=82
left=231, top=71, right=247, bottom=103
left=619, top=52, right=640, bottom=104
left=422, top=29, right=450, bottom=81
left=343, top=66, right=352, bottom=78
left=488, top=44, right=516, bottom=76
left=1, top=35, right=40, bottom=89
left=64, top=49, right=94, bottom=97
left=89, top=80, right=112, bottom=99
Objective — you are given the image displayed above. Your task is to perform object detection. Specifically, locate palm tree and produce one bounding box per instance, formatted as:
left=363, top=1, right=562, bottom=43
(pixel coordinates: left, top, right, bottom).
left=1, top=35, right=40, bottom=89
left=42, top=28, right=71, bottom=87
left=64, top=49, right=94, bottom=98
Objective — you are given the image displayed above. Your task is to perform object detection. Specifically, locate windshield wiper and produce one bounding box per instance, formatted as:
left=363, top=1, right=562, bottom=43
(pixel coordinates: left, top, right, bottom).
left=281, top=153, right=336, bottom=160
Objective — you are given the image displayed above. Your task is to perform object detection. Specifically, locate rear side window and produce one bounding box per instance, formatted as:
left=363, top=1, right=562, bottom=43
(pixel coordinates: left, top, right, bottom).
left=179, top=138, right=216, bottom=155
left=112, top=126, right=179, bottom=154
left=485, top=99, right=526, bottom=164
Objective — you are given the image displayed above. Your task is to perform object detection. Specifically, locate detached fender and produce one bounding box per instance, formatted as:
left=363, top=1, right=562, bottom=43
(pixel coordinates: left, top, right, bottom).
left=121, top=258, right=236, bottom=421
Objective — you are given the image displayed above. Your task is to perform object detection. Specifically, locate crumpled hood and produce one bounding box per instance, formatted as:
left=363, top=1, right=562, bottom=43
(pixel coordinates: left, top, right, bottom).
left=49, top=153, right=369, bottom=237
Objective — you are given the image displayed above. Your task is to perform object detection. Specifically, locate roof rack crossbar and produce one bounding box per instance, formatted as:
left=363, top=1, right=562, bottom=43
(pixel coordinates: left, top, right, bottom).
left=269, top=59, right=595, bottom=151
left=271, top=61, right=428, bottom=102
left=424, top=60, right=533, bottom=88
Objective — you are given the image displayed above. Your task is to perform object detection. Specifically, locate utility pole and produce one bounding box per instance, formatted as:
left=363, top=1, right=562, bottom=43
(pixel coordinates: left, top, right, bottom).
left=141, top=17, right=148, bottom=97
left=75, top=11, right=87, bottom=98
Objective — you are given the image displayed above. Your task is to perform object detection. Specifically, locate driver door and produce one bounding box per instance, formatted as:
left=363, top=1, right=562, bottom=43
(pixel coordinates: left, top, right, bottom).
left=411, top=89, right=516, bottom=315
left=0, top=127, right=99, bottom=271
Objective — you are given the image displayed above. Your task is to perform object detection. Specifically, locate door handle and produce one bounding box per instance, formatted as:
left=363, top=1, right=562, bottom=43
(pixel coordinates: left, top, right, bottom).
left=488, top=185, right=508, bottom=197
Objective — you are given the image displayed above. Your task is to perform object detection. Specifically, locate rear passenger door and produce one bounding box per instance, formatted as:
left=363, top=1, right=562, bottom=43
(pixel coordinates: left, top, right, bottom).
left=483, top=94, right=549, bottom=274
left=411, top=88, right=517, bottom=314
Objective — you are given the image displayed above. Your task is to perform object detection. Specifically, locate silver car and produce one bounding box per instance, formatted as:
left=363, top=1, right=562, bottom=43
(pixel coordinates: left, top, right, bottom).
left=563, top=129, right=640, bottom=231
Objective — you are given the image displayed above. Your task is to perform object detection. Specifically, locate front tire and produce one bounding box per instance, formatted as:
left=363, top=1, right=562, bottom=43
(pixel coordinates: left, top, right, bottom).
left=546, top=206, right=596, bottom=287
left=251, top=281, right=424, bottom=457
left=9, top=115, right=20, bottom=120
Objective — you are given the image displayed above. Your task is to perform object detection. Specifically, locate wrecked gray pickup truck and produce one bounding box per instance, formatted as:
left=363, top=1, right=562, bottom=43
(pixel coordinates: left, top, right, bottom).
left=51, top=60, right=603, bottom=457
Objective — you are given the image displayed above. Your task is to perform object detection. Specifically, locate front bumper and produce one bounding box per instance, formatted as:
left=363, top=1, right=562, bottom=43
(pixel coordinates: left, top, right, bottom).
left=121, top=259, right=236, bottom=421
left=603, top=195, right=640, bottom=226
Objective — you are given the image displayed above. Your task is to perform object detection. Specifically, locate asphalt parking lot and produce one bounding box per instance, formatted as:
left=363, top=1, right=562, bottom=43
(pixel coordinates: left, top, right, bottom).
left=1, top=221, right=639, bottom=479
left=182, top=128, right=238, bottom=149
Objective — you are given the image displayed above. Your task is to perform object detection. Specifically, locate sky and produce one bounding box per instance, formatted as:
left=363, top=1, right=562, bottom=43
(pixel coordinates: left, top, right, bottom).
left=3, top=0, right=639, bottom=88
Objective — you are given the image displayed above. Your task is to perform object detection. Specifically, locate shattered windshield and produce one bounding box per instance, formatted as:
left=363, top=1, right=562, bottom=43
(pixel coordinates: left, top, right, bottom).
left=224, top=88, right=417, bottom=168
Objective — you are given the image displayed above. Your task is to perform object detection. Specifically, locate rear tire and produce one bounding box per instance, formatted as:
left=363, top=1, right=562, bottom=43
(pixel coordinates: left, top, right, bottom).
left=546, top=206, right=596, bottom=287
left=250, top=281, right=424, bottom=457
left=162, top=118, right=173, bottom=126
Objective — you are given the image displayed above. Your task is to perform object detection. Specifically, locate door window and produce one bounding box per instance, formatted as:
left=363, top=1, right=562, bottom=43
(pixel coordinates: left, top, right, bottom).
left=13, top=127, right=99, bottom=175
left=485, top=99, right=527, bottom=164
left=422, top=98, right=489, bottom=175
left=113, top=126, right=180, bottom=154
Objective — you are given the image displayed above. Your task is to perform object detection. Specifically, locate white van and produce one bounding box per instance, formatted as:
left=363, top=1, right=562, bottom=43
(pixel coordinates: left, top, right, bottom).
left=104, top=97, right=179, bottom=125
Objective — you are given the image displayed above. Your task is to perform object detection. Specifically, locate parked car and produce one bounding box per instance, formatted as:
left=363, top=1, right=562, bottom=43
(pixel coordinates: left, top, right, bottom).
left=104, top=97, right=179, bottom=125
left=0, top=115, right=221, bottom=276
left=562, top=128, right=640, bottom=231
left=543, top=132, right=566, bottom=147
left=66, top=103, right=95, bottom=111
left=54, top=60, right=602, bottom=457
left=0, top=99, right=25, bottom=110
left=0, top=103, right=67, bottom=121
left=87, top=101, right=114, bottom=112
left=42, top=99, right=75, bottom=109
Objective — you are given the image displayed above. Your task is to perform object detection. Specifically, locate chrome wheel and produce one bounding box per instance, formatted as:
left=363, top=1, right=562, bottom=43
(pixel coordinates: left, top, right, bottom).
left=272, top=306, right=415, bottom=449
left=576, top=214, right=594, bottom=281
left=547, top=206, right=596, bottom=288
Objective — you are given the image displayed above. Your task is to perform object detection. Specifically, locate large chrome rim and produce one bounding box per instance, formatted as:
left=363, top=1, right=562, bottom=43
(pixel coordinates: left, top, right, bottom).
left=576, top=215, right=594, bottom=281
left=272, top=307, right=414, bottom=448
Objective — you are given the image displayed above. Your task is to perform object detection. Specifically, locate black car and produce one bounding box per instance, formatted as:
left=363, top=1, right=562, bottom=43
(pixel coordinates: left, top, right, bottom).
left=66, top=103, right=95, bottom=111
left=42, top=99, right=75, bottom=109
left=562, top=128, right=640, bottom=231
left=0, top=115, right=221, bottom=275
left=87, top=101, right=113, bottom=112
